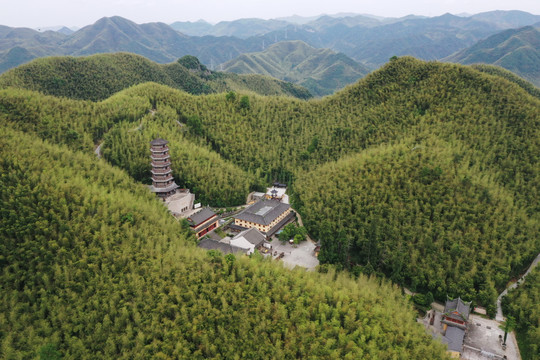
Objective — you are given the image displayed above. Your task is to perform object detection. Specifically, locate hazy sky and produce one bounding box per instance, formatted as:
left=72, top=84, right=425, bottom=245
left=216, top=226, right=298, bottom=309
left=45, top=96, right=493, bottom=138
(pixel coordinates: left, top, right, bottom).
left=4, top=0, right=540, bottom=28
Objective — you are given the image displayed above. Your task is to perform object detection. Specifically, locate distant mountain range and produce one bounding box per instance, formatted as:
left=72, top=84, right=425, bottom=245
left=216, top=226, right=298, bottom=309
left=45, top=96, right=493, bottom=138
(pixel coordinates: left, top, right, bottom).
left=444, top=25, right=540, bottom=87
left=253, top=13, right=526, bottom=68
left=469, top=10, right=540, bottom=29
left=170, top=18, right=291, bottom=38
left=221, top=41, right=370, bottom=96
left=0, top=16, right=262, bottom=73
left=170, top=10, right=540, bottom=67
left=1, top=10, right=539, bottom=91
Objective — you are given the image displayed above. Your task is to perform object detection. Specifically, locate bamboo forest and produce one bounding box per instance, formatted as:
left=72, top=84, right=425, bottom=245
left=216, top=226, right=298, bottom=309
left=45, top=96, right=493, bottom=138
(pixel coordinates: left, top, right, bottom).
left=0, top=54, right=538, bottom=359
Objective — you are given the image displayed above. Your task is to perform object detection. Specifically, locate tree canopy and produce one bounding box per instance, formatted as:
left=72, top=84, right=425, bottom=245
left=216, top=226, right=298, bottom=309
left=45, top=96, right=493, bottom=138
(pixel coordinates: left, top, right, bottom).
left=0, top=126, right=450, bottom=359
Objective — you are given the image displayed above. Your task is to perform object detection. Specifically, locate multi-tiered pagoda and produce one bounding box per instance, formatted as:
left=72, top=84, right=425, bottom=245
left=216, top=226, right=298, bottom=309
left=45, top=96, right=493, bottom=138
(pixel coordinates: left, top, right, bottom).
left=150, top=138, right=179, bottom=199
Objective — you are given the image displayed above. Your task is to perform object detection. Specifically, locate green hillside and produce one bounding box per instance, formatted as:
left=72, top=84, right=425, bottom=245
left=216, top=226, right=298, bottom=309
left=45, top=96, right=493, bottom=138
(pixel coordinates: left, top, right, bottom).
left=93, top=57, right=539, bottom=311
left=294, top=140, right=537, bottom=315
left=221, top=40, right=371, bottom=96
left=0, top=123, right=450, bottom=358
left=444, top=26, right=540, bottom=87
left=293, top=58, right=539, bottom=310
left=0, top=53, right=312, bottom=101
left=0, top=55, right=538, bottom=349
left=101, top=105, right=261, bottom=207
left=471, top=64, right=540, bottom=98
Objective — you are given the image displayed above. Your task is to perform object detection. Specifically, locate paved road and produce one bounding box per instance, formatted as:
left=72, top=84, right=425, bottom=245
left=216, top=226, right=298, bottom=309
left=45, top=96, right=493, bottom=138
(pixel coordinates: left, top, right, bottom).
left=496, top=252, right=540, bottom=321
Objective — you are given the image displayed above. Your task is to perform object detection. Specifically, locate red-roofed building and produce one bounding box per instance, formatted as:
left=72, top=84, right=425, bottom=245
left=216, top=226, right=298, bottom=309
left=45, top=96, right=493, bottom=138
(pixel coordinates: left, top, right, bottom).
left=188, top=208, right=218, bottom=238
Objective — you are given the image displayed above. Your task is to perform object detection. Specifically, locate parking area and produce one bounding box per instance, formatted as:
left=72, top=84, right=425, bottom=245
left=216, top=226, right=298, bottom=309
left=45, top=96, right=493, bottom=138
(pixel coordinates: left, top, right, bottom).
left=267, top=237, right=319, bottom=270
left=462, top=315, right=521, bottom=360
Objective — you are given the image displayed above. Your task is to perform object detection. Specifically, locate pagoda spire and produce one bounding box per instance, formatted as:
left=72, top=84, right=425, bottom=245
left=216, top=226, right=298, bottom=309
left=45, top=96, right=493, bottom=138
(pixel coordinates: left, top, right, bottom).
left=149, top=138, right=179, bottom=199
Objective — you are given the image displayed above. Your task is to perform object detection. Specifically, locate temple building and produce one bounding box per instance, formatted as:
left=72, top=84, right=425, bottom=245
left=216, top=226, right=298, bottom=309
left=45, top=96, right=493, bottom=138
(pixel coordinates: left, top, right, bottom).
left=442, top=297, right=471, bottom=329
left=441, top=297, right=471, bottom=358
left=188, top=208, right=219, bottom=238
left=233, top=199, right=293, bottom=237
left=197, top=228, right=268, bottom=256
left=229, top=227, right=267, bottom=255
left=149, top=138, right=179, bottom=199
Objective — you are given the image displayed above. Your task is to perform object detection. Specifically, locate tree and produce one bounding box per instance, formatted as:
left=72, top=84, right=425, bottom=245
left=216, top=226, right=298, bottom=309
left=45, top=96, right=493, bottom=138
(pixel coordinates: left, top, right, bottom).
left=39, top=344, right=62, bottom=360
left=186, top=115, right=204, bottom=136
left=500, top=316, right=516, bottom=346
left=307, top=136, right=319, bottom=154
left=226, top=91, right=237, bottom=102
left=278, top=223, right=307, bottom=243
left=239, top=95, right=250, bottom=110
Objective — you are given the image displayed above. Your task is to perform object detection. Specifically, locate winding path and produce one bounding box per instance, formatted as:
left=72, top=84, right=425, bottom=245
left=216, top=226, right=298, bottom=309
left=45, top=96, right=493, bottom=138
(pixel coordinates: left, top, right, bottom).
left=496, top=252, right=540, bottom=321
left=94, top=141, right=103, bottom=159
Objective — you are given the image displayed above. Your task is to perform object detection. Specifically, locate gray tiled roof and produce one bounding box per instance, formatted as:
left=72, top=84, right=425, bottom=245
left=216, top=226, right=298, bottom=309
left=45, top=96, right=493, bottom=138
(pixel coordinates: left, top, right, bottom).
left=233, top=227, right=266, bottom=247
left=197, top=238, right=243, bottom=254
left=188, top=208, right=216, bottom=227
left=150, top=138, right=168, bottom=146
left=149, top=182, right=179, bottom=193
left=234, top=199, right=290, bottom=226
left=444, top=297, right=471, bottom=322
left=441, top=326, right=465, bottom=352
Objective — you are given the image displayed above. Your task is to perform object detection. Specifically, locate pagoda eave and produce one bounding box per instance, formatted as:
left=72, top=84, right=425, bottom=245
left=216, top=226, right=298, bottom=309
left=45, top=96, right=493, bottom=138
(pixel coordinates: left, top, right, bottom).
left=151, top=161, right=171, bottom=167
left=151, top=169, right=172, bottom=175
left=149, top=183, right=179, bottom=193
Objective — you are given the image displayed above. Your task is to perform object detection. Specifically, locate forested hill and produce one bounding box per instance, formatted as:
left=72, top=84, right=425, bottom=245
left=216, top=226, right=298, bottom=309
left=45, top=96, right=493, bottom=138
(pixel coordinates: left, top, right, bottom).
left=221, top=40, right=371, bottom=96
left=0, top=56, right=538, bottom=356
left=0, top=53, right=312, bottom=101
left=444, top=26, right=540, bottom=87
left=95, top=58, right=537, bottom=314
left=471, top=64, right=540, bottom=98
left=0, top=117, right=450, bottom=357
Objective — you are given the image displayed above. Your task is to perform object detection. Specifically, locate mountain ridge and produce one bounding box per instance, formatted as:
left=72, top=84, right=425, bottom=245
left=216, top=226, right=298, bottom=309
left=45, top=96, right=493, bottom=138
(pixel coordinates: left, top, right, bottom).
left=221, top=40, right=370, bottom=96
left=444, top=25, right=540, bottom=87
left=0, top=52, right=312, bottom=101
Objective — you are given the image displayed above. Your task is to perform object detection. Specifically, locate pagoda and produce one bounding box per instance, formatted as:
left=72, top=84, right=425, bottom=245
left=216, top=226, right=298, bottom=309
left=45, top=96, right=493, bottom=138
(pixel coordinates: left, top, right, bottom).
left=149, top=138, right=179, bottom=199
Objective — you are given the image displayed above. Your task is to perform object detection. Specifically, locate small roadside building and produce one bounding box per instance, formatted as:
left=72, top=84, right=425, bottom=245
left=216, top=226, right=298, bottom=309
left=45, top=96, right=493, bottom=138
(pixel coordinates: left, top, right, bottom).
left=188, top=208, right=218, bottom=238
left=233, top=199, right=293, bottom=237
left=230, top=227, right=267, bottom=255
